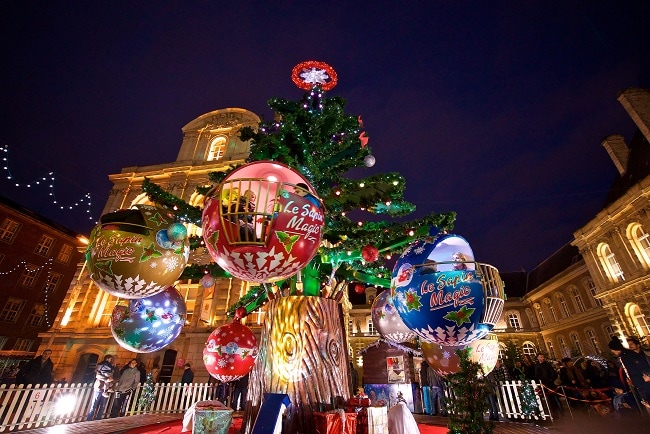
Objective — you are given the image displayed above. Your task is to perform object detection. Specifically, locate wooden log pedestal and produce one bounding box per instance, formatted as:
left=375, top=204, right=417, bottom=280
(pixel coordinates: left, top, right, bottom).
left=241, top=296, right=352, bottom=434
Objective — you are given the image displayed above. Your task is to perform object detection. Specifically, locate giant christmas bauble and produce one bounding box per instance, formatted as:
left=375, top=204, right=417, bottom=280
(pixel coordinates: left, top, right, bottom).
left=421, top=335, right=500, bottom=377
left=87, top=205, right=190, bottom=298
left=202, top=161, right=325, bottom=283
left=110, top=286, right=187, bottom=353
left=391, top=233, right=500, bottom=346
left=371, top=290, right=416, bottom=343
left=203, top=321, right=258, bottom=382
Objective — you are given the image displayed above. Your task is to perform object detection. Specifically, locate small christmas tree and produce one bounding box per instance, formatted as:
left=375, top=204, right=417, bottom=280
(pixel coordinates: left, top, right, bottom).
left=518, top=380, right=541, bottom=420
left=445, top=348, right=493, bottom=434
left=137, top=373, right=155, bottom=411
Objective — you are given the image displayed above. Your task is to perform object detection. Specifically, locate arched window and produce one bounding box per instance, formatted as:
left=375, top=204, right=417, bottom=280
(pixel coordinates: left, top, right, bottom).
left=571, top=332, right=583, bottom=356
left=186, top=191, right=207, bottom=237
left=597, top=242, right=624, bottom=282
left=534, top=303, right=546, bottom=327
left=207, top=136, right=227, bottom=161
left=585, top=329, right=601, bottom=355
left=507, top=311, right=522, bottom=330
left=557, top=294, right=571, bottom=318
left=558, top=336, right=569, bottom=358
left=570, top=287, right=586, bottom=313
left=627, top=303, right=650, bottom=337
left=546, top=341, right=556, bottom=359
left=544, top=298, right=558, bottom=322
left=498, top=343, right=507, bottom=361
left=627, top=223, right=650, bottom=267
left=585, top=279, right=603, bottom=307
left=130, top=192, right=154, bottom=207
left=522, top=342, right=536, bottom=357
left=525, top=308, right=537, bottom=328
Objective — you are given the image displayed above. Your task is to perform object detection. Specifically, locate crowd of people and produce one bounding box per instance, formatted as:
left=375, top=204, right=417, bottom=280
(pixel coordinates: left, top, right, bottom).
left=415, top=335, right=650, bottom=421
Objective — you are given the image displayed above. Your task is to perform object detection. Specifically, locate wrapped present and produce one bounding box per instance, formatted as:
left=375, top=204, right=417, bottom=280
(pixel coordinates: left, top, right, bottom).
left=313, top=410, right=357, bottom=434
left=366, top=407, right=387, bottom=434
left=348, top=397, right=371, bottom=407
left=193, top=400, right=233, bottom=434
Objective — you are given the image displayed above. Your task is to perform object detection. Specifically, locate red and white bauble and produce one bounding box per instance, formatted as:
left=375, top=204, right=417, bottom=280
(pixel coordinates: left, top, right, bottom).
left=202, top=161, right=325, bottom=283
left=421, top=335, right=500, bottom=377
left=203, top=321, right=258, bottom=382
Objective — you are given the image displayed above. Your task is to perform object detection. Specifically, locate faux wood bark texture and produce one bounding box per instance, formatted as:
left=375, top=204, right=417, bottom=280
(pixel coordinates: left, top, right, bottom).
left=241, top=296, right=350, bottom=434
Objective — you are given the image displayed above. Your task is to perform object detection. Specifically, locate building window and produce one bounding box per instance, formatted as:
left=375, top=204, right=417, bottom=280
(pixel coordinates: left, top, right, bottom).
left=0, top=298, right=25, bottom=323
left=34, top=235, right=55, bottom=256
left=629, top=304, right=650, bottom=337
left=367, top=317, right=377, bottom=335
left=571, top=287, right=586, bottom=313
left=546, top=341, right=556, bottom=359
left=628, top=223, right=650, bottom=267
left=604, top=325, right=615, bottom=338
left=522, top=342, right=536, bottom=356
left=558, top=336, right=569, bottom=358
left=14, top=339, right=33, bottom=352
left=507, top=312, right=522, bottom=330
left=546, top=299, right=558, bottom=322
left=27, top=304, right=46, bottom=327
left=498, top=343, right=507, bottom=360
left=535, top=305, right=546, bottom=327
left=587, top=280, right=603, bottom=307
left=17, top=264, right=39, bottom=287
left=44, top=273, right=62, bottom=293
left=598, top=243, right=624, bottom=282
left=0, top=218, right=20, bottom=243
left=586, top=329, right=600, bottom=355
left=571, top=333, right=583, bottom=356
left=558, top=295, right=570, bottom=318
left=56, top=244, right=73, bottom=264
left=207, top=137, right=227, bottom=161
left=0, top=337, right=7, bottom=350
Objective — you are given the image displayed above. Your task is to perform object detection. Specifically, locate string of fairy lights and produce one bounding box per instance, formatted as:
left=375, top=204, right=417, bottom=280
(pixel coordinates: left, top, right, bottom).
left=0, top=258, right=55, bottom=328
left=1, top=145, right=95, bottom=221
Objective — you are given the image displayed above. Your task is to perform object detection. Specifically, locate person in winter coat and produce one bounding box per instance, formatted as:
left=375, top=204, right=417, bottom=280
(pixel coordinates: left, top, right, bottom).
left=21, top=349, right=54, bottom=385
left=534, top=353, right=564, bottom=418
left=110, top=359, right=141, bottom=418
left=87, top=355, right=115, bottom=421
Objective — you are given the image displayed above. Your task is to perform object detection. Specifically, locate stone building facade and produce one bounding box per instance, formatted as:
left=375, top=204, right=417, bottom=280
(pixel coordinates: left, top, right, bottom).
left=0, top=196, right=85, bottom=374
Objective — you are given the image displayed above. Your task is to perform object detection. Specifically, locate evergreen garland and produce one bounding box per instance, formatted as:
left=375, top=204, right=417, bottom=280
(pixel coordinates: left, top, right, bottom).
left=446, top=348, right=493, bottom=434
left=137, top=373, right=156, bottom=411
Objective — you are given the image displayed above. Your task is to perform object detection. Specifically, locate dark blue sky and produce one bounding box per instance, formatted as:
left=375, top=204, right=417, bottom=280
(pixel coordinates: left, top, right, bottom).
left=1, top=1, right=649, bottom=272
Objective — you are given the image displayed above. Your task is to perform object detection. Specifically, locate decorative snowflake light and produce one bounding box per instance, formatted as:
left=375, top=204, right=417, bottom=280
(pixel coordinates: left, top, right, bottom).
left=291, top=60, right=338, bottom=91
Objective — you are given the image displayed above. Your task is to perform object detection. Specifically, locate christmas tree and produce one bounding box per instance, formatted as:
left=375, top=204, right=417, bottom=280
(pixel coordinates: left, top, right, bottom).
left=143, top=61, right=455, bottom=314
left=137, top=373, right=156, bottom=411
left=446, top=348, right=493, bottom=434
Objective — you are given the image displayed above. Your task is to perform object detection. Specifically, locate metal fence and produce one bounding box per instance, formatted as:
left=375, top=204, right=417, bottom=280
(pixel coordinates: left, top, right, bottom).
left=0, top=382, right=216, bottom=432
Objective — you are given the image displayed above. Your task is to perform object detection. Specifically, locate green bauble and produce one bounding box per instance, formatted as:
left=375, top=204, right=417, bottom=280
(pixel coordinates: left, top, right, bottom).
left=167, top=222, right=187, bottom=242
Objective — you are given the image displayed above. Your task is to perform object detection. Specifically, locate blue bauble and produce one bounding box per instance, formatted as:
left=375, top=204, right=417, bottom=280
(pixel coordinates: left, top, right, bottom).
left=391, top=234, right=493, bottom=346
left=110, top=286, right=187, bottom=353
left=167, top=222, right=187, bottom=242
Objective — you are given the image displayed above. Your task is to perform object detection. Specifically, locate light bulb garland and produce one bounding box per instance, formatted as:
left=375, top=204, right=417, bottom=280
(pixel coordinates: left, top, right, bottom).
left=0, top=257, right=55, bottom=327
left=1, top=145, right=95, bottom=221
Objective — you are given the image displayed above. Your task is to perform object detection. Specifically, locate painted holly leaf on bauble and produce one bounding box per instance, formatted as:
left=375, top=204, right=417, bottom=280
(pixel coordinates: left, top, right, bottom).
left=148, top=212, right=168, bottom=227
left=404, top=289, right=422, bottom=311
left=443, top=305, right=475, bottom=326
left=276, top=231, right=299, bottom=253
left=145, top=309, right=158, bottom=322
left=95, top=260, right=114, bottom=276
left=140, top=243, right=162, bottom=262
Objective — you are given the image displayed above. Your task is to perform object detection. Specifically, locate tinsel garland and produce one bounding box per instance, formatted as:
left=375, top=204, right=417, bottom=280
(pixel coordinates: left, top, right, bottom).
left=357, top=338, right=421, bottom=356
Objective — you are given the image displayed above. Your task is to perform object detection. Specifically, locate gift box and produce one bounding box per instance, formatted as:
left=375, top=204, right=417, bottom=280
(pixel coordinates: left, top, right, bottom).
left=348, top=397, right=371, bottom=407
left=193, top=401, right=233, bottom=434
left=313, top=410, right=357, bottom=434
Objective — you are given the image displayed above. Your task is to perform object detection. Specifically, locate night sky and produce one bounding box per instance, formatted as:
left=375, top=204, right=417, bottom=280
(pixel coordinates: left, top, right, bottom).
left=2, top=1, right=649, bottom=273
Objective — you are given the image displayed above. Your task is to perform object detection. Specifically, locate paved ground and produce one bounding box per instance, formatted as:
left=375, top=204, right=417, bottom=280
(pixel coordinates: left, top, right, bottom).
left=16, top=410, right=649, bottom=433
